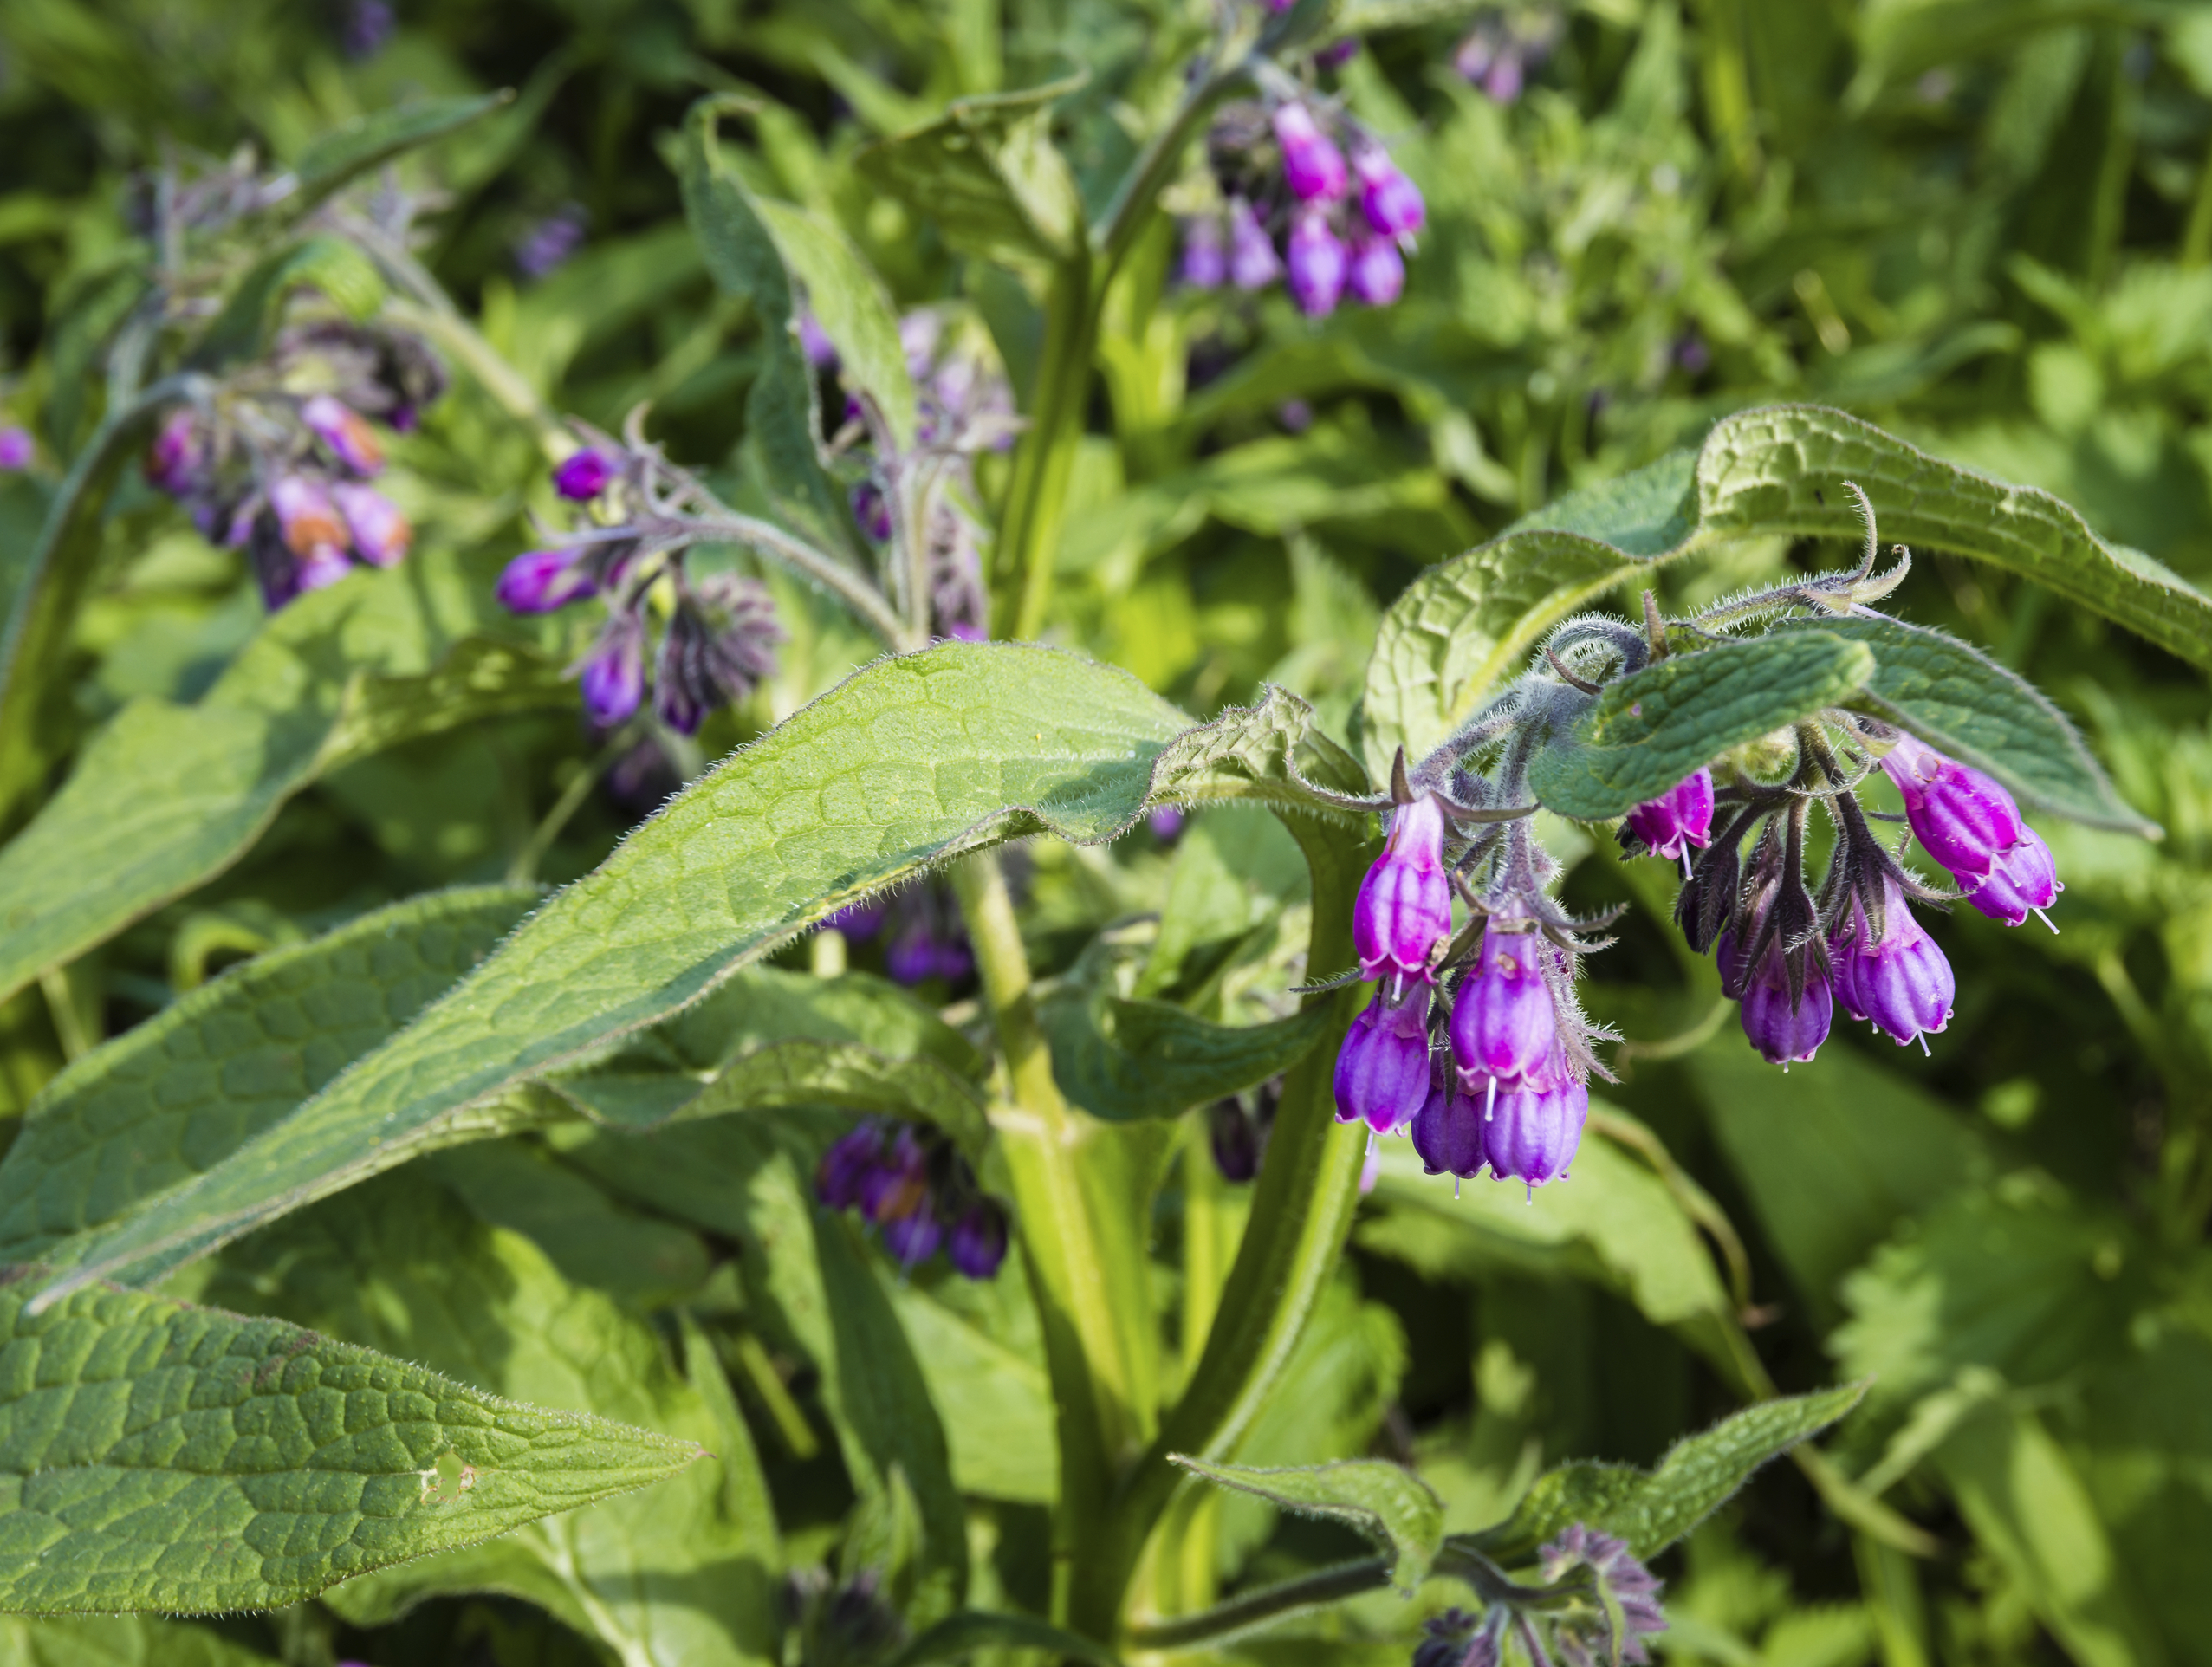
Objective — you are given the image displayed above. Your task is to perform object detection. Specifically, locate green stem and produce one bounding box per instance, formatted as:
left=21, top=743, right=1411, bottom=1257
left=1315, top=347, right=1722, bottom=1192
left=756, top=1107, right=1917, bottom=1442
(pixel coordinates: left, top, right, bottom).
left=1125, top=1555, right=1392, bottom=1651
left=996, top=254, right=1093, bottom=642
left=505, top=728, right=632, bottom=884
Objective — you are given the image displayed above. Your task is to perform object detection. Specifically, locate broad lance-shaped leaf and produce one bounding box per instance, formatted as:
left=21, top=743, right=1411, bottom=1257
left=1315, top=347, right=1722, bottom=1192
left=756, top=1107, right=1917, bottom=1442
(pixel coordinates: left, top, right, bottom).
left=282, top=92, right=515, bottom=220
left=752, top=197, right=919, bottom=451
left=1468, top=1384, right=1866, bottom=1566
left=29, top=644, right=1191, bottom=1303
left=1365, top=403, right=2212, bottom=783
left=1527, top=632, right=1876, bottom=821
left=0, top=1277, right=701, bottom=1614
left=1171, top=1455, right=1443, bottom=1591
left=1773, top=613, right=2155, bottom=836
left=1042, top=994, right=1334, bottom=1123
left=0, top=555, right=571, bottom=1009
left=0, top=886, right=538, bottom=1268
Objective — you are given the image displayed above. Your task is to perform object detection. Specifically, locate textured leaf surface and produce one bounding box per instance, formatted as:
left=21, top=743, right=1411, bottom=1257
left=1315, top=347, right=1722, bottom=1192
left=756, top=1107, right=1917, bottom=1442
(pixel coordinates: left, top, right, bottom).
left=1149, top=685, right=1373, bottom=821
left=0, top=557, right=568, bottom=1009
left=32, top=644, right=1184, bottom=1301
left=0, top=1276, right=699, bottom=1614
left=1470, top=1385, right=1865, bottom=1565
left=1041, top=994, right=1333, bottom=1123
left=1773, top=613, right=2153, bottom=834
left=1528, top=633, right=1875, bottom=821
left=753, top=198, right=918, bottom=450
left=0, top=885, right=535, bottom=1267
left=1171, top=1455, right=1443, bottom=1589
left=0, top=1615, right=281, bottom=1664
left=854, top=80, right=1084, bottom=273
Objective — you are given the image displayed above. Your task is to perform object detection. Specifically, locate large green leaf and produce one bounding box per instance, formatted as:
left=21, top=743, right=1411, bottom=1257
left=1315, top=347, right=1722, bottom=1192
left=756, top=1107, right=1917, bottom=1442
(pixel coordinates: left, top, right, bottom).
left=853, top=80, right=1085, bottom=275
left=0, top=1276, right=700, bottom=1615
left=1773, top=613, right=2153, bottom=834
left=1171, top=1455, right=1443, bottom=1591
left=1469, top=1385, right=1866, bottom=1566
left=0, top=885, right=536, bottom=1268
left=0, top=555, right=569, bottom=1009
left=1041, top=992, right=1333, bottom=1122
left=1527, top=632, right=1876, bottom=821
left=27, top=643, right=1186, bottom=1304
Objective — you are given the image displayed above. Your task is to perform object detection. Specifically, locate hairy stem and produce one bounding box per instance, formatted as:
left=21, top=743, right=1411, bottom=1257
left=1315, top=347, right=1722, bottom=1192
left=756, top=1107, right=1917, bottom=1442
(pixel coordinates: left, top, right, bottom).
left=688, top=510, right=911, bottom=650
left=1125, top=1555, right=1392, bottom=1651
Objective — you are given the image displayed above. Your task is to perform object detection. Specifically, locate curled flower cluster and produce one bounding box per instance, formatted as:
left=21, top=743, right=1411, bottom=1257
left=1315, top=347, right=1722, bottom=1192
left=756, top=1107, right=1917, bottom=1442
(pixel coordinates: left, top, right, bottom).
left=1178, top=94, right=1425, bottom=317
left=815, top=1119, right=1010, bottom=1278
left=143, top=320, right=441, bottom=607
left=1333, top=770, right=1617, bottom=1196
left=1411, top=1524, right=1664, bottom=1667
left=496, top=431, right=786, bottom=734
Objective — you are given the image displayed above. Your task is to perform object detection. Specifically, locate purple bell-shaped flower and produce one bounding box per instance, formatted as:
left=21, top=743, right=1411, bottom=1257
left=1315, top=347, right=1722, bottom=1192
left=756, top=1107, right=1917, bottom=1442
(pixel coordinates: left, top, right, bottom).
left=1178, top=214, right=1228, bottom=289
left=1963, top=825, right=2062, bottom=928
left=332, top=483, right=411, bottom=568
left=1448, top=926, right=1560, bottom=1102
left=1273, top=102, right=1348, bottom=202
left=496, top=547, right=599, bottom=613
left=1831, top=879, right=1955, bottom=1052
left=1740, top=942, right=1832, bottom=1066
left=1333, top=990, right=1432, bottom=1134
left=1879, top=734, right=2024, bottom=883
left=1285, top=209, right=1348, bottom=317
left=302, top=393, right=386, bottom=476
left=1346, top=233, right=1404, bottom=307
left=817, top=1125, right=884, bottom=1210
left=1227, top=198, right=1281, bottom=290
left=1482, top=1073, right=1589, bottom=1190
left=1410, top=1070, right=1484, bottom=1178
left=1353, top=145, right=1424, bottom=238
left=1624, top=768, right=1715, bottom=863
left=880, top=1205, right=944, bottom=1266
left=579, top=616, right=645, bottom=727
left=1352, top=793, right=1452, bottom=991
left=948, top=1199, right=1009, bottom=1280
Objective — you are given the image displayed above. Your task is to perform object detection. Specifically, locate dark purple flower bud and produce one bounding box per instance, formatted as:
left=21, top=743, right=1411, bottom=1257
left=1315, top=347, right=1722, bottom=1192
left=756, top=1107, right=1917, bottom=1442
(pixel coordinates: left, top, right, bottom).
left=1879, top=733, right=2024, bottom=884
left=859, top=1128, right=931, bottom=1223
left=827, top=900, right=888, bottom=941
left=296, top=542, right=355, bottom=592
left=1483, top=1073, right=1588, bottom=1189
left=1414, top=1611, right=1496, bottom=1667
left=881, top=1206, right=944, bottom=1266
left=817, top=1125, right=884, bottom=1210
left=1315, top=38, right=1361, bottom=68
left=948, top=1198, right=1009, bottom=1279
left=302, top=393, right=385, bottom=476
left=554, top=449, right=616, bottom=502
left=579, top=617, right=645, bottom=728
left=514, top=204, right=588, bottom=282
left=851, top=481, right=892, bottom=542
left=1715, top=927, right=1755, bottom=1002
left=1353, top=146, right=1424, bottom=238
left=1541, top=1525, right=1668, bottom=1664
left=1831, top=879, right=1954, bottom=1050
left=654, top=582, right=784, bottom=736
left=496, top=548, right=598, bottom=613
left=145, top=409, right=203, bottom=495
left=1963, top=825, right=2062, bottom=927
left=1179, top=215, right=1228, bottom=289
left=0, top=426, right=31, bottom=470
left=1286, top=209, right=1349, bottom=317
left=1228, top=198, right=1281, bottom=290
left=1333, top=991, right=1431, bottom=1134
left=887, top=923, right=973, bottom=986
left=331, top=483, right=410, bottom=568
left=1353, top=793, right=1452, bottom=990
left=1740, top=942, right=1832, bottom=1066
left=1624, top=768, right=1716, bottom=863
left=1449, top=926, right=1560, bottom=1091
left=1411, top=1072, right=1485, bottom=1178
left=1149, top=806, right=1185, bottom=840
left=1210, top=1098, right=1262, bottom=1183
left=1346, top=234, right=1404, bottom=307
left=797, top=308, right=840, bottom=369
left=1273, top=102, right=1348, bottom=202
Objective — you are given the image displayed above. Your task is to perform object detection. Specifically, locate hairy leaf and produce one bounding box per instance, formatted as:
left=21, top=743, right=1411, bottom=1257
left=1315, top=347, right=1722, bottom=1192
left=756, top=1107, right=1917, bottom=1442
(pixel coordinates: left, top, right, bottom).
left=1149, top=684, right=1373, bottom=821
left=285, top=93, right=515, bottom=218
left=753, top=198, right=918, bottom=450
left=0, top=885, right=535, bottom=1267
left=1041, top=993, right=1333, bottom=1123
left=29, top=644, right=1184, bottom=1302
left=1528, top=632, right=1876, bottom=821
left=1469, top=1385, right=1866, bottom=1565
left=0, top=1277, right=701, bottom=1614
left=1171, top=1454, right=1443, bottom=1590
left=854, top=79, right=1085, bottom=274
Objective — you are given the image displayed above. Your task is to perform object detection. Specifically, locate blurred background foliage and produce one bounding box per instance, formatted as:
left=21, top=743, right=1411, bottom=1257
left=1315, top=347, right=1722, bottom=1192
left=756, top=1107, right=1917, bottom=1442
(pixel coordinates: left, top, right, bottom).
left=5, top=0, right=2212, bottom=1664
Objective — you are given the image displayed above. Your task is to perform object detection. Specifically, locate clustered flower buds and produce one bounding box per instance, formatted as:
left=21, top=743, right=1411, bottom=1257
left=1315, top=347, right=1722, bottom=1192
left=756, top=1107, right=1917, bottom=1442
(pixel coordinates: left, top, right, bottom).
left=496, top=428, right=786, bottom=734
left=815, top=1119, right=1010, bottom=1279
left=1179, top=94, right=1424, bottom=318
left=1411, top=1522, right=1664, bottom=1667
left=143, top=319, right=441, bottom=608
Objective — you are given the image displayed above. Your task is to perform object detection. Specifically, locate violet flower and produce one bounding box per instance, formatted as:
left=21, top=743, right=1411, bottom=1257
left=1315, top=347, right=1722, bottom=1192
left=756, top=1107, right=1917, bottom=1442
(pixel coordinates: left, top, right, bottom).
left=579, top=617, right=645, bottom=728
left=1482, top=1073, right=1588, bottom=1190
left=1179, top=215, right=1229, bottom=289
left=1411, top=1072, right=1485, bottom=1179
left=1228, top=198, right=1281, bottom=290
left=554, top=449, right=616, bottom=503
left=1879, top=734, right=2024, bottom=882
left=948, top=1200, right=1009, bottom=1279
left=1354, top=145, right=1425, bottom=239
left=301, top=393, right=385, bottom=477
left=1346, top=234, right=1405, bottom=306
left=1623, top=768, right=1715, bottom=864
left=496, top=548, right=600, bottom=613
left=1448, top=926, right=1560, bottom=1100
left=0, top=426, right=31, bottom=470
left=1352, top=792, right=1452, bottom=991
left=331, top=483, right=410, bottom=568
left=1286, top=209, right=1348, bottom=316
left=1333, top=990, right=1432, bottom=1134
left=1739, top=942, right=1832, bottom=1066
left=1964, top=826, right=2062, bottom=927
left=1831, top=878, right=1955, bottom=1051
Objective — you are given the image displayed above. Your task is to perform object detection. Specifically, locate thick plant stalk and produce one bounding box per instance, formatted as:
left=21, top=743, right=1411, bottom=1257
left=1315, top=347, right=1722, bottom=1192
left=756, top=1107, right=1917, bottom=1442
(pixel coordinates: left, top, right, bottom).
left=994, top=255, right=1093, bottom=642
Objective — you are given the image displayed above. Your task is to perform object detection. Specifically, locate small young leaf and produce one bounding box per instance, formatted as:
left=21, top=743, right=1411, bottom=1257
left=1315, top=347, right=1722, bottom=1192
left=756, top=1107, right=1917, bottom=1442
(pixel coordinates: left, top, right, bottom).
left=0, top=1276, right=702, bottom=1614
left=1170, top=1454, right=1444, bottom=1590
left=1771, top=613, right=2155, bottom=835
left=1041, top=993, right=1333, bottom=1123
left=1527, top=632, right=1876, bottom=821
left=1469, top=1384, right=1867, bottom=1565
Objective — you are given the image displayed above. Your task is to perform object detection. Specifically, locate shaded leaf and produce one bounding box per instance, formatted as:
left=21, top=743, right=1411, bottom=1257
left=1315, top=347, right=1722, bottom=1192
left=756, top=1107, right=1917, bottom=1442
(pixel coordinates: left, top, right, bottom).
left=854, top=79, right=1085, bottom=274
left=285, top=93, right=515, bottom=218
left=1041, top=991, right=1333, bottom=1122
left=1171, top=1454, right=1443, bottom=1590
left=753, top=197, right=918, bottom=450
left=885, top=1612, right=1122, bottom=1667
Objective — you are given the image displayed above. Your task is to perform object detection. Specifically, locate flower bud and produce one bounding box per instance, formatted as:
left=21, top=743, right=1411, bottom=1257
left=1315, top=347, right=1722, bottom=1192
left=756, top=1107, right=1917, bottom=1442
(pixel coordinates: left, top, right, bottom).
left=1353, top=146, right=1425, bottom=238
left=1179, top=215, right=1228, bottom=289
left=1482, top=1074, right=1589, bottom=1189
left=554, top=448, right=616, bottom=502
left=1879, top=734, right=2023, bottom=883
left=0, top=426, right=32, bottom=470
left=1333, top=991, right=1431, bottom=1134
left=579, top=618, right=645, bottom=728
left=269, top=476, right=347, bottom=557
left=1541, top=1525, right=1668, bottom=1664
left=1449, top=927, right=1560, bottom=1088
left=881, top=1205, right=944, bottom=1266
left=1832, top=879, right=1954, bottom=1048
left=1346, top=234, right=1404, bottom=307
left=145, top=409, right=204, bottom=496
left=948, top=1198, right=1009, bottom=1280
left=1740, top=943, right=1832, bottom=1065
left=1624, top=768, right=1715, bottom=862
left=887, top=920, right=974, bottom=986
left=496, top=548, right=598, bottom=613
left=1286, top=209, right=1348, bottom=317
left=331, top=483, right=410, bottom=568
left=1210, top=1097, right=1262, bottom=1183
left=817, top=1125, right=883, bottom=1210
left=1273, top=102, right=1349, bottom=202
left=851, top=481, right=892, bottom=542
left=797, top=308, right=840, bottom=370
left=301, top=393, right=385, bottom=476
left=1411, top=1072, right=1484, bottom=1178
left=1353, top=793, right=1452, bottom=989
left=1963, top=826, right=2061, bottom=927
left=1228, top=198, right=1281, bottom=290
left=1414, top=1611, right=1497, bottom=1667
left=859, top=1127, right=931, bottom=1223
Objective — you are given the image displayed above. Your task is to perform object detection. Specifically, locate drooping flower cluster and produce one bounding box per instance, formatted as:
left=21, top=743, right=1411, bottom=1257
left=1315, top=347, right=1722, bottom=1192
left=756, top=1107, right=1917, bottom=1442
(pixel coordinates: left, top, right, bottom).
left=1453, top=6, right=1562, bottom=102
left=143, top=319, right=441, bottom=608
left=496, top=428, right=786, bottom=734
left=815, top=1119, right=1010, bottom=1278
left=1333, top=756, right=1618, bottom=1195
left=1411, top=1524, right=1664, bottom=1667
left=1178, top=92, right=1425, bottom=317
